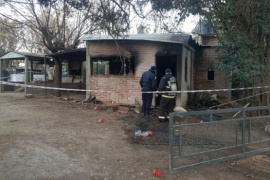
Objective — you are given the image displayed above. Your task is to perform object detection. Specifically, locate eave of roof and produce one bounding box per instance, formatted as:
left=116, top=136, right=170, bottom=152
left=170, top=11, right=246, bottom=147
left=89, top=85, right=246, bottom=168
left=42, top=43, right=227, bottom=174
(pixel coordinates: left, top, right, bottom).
left=0, top=49, right=87, bottom=62
left=80, top=33, right=193, bottom=45
left=47, top=48, right=86, bottom=59
left=0, top=51, right=46, bottom=60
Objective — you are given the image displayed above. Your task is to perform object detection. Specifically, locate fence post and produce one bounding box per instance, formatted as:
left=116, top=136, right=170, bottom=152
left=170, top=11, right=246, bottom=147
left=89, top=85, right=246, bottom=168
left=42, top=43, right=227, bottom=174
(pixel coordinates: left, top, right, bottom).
left=242, top=110, right=247, bottom=153
left=248, top=117, right=251, bottom=143
left=179, top=127, right=183, bottom=157
left=236, top=124, right=239, bottom=145
left=169, top=113, right=174, bottom=173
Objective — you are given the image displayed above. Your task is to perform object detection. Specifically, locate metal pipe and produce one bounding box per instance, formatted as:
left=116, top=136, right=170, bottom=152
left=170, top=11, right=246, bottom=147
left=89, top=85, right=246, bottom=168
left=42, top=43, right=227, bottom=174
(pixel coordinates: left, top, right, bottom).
left=242, top=111, right=246, bottom=153
left=44, top=55, right=47, bottom=97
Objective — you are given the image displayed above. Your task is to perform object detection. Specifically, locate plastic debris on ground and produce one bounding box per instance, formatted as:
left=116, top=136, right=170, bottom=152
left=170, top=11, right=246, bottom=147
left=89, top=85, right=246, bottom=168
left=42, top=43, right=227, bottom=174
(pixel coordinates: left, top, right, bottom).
left=98, top=117, right=104, bottom=123
left=134, top=130, right=153, bottom=139
left=152, top=169, right=163, bottom=178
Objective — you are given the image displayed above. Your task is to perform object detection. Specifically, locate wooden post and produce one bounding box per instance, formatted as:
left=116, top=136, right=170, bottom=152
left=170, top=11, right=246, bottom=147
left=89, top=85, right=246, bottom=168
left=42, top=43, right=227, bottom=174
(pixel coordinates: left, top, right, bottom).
left=86, top=41, right=91, bottom=100
left=54, top=58, right=62, bottom=97
left=25, top=57, right=29, bottom=94
left=0, top=59, right=2, bottom=93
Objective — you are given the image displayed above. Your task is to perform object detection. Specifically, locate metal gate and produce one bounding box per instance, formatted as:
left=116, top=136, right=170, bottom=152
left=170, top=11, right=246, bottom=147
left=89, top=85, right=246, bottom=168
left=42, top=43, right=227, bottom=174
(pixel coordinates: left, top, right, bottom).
left=169, top=106, right=270, bottom=173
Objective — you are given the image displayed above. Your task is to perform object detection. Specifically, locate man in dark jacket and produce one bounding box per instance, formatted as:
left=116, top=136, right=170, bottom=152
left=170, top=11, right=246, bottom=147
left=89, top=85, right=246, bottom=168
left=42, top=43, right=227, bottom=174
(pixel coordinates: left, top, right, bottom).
left=140, top=66, right=157, bottom=117
left=157, top=68, right=176, bottom=121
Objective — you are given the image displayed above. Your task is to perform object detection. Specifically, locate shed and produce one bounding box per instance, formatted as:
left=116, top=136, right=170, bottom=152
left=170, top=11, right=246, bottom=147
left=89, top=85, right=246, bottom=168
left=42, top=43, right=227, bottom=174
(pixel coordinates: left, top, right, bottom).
left=0, top=49, right=87, bottom=95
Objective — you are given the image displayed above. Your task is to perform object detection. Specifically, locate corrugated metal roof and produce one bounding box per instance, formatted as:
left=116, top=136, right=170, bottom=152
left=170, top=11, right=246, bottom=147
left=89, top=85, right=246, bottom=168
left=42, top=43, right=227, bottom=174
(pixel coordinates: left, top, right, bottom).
left=80, top=33, right=193, bottom=44
left=15, top=51, right=46, bottom=58
left=0, top=49, right=86, bottom=62
left=0, top=51, right=46, bottom=60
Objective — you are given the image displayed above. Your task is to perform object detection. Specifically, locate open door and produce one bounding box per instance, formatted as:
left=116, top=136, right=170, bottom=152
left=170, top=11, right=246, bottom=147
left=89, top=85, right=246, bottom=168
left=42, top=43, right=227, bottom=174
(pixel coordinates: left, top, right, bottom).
left=155, top=55, right=177, bottom=106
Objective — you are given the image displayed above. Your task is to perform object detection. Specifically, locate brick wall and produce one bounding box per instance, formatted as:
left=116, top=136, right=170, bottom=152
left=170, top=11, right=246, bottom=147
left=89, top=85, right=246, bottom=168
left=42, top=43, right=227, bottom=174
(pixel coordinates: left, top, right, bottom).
left=194, top=34, right=231, bottom=98
left=202, top=36, right=219, bottom=46
left=194, top=47, right=230, bottom=97
left=195, top=35, right=219, bottom=46
left=88, top=41, right=159, bottom=105
left=90, top=75, right=141, bottom=105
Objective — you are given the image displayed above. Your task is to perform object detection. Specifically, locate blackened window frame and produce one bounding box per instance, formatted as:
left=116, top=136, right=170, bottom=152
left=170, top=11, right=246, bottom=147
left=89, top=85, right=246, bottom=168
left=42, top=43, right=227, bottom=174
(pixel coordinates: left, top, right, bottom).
left=208, top=68, right=215, bottom=80
left=91, top=56, right=135, bottom=76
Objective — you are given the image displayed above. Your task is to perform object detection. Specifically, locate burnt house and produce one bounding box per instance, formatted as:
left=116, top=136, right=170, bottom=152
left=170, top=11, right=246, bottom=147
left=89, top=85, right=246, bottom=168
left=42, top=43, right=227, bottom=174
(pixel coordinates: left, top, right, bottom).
left=0, top=33, right=230, bottom=107
left=81, top=33, right=230, bottom=107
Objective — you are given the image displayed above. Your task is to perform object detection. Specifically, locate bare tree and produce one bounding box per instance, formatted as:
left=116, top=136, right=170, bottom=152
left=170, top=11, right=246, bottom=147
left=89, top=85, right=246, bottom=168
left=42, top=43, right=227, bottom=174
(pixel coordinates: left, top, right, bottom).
left=19, top=25, right=45, bottom=53
left=0, top=16, right=25, bottom=67
left=0, top=17, right=23, bottom=54
left=0, top=0, right=103, bottom=53
left=0, top=0, right=152, bottom=53
left=1, top=0, right=188, bottom=54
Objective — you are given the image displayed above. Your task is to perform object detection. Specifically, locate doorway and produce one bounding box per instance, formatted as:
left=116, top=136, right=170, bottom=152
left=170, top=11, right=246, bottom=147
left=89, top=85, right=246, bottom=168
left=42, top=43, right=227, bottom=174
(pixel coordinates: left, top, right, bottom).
left=155, top=55, right=177, bottom=106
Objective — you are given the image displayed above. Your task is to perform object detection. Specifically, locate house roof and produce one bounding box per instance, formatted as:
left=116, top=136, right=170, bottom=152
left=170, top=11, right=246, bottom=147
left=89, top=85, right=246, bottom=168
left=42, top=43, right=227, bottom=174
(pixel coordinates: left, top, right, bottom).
left=0, top=51, right=46, bottom=61
left=80, top=33, right=195, bottom=45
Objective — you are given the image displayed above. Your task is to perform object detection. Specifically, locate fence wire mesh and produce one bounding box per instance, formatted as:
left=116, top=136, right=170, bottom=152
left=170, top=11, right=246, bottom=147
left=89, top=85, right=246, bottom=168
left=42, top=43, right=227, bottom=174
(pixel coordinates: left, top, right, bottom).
left=169, top=106, right=270, bottom=173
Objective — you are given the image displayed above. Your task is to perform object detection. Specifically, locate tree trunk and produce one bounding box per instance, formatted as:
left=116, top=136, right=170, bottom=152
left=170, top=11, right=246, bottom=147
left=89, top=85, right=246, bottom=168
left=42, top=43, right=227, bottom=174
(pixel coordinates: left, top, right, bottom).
left=54, top=58, right=62, bottom=97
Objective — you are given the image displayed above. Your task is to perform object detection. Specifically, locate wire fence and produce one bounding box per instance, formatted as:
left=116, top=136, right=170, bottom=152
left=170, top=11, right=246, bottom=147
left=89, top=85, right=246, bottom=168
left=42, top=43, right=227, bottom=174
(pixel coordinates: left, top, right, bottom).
left=169, top=106, right=270, bottom=173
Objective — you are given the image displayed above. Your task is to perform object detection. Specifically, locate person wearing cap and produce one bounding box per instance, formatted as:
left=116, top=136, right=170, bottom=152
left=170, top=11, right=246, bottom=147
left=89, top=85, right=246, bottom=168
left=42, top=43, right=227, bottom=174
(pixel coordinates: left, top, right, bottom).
left=157, top=68, right=176, bottom=122
left=140, top=66, right=157, bottom=117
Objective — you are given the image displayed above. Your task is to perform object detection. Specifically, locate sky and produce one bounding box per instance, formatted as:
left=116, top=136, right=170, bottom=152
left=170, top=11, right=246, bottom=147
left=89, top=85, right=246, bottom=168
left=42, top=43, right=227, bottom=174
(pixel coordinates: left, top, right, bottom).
left=181, top=15, right=200, bottom=33
left=129, top=7, right=200, bottom=34
left=0, top=1, right=199, bottom=53
left=1, top=1, right=199, bottom=34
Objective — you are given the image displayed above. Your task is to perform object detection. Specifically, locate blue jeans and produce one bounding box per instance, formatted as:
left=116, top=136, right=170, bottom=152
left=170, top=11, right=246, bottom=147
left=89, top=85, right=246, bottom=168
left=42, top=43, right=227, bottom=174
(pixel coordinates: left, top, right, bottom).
left=142, top=92, right=153, bottom=116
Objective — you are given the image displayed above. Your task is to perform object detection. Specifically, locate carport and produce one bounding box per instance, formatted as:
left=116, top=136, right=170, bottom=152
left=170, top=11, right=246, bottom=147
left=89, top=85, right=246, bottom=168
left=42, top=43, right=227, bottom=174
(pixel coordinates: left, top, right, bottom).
left=0, top=51, right=50, bottom=93
left=0, top=48, right=86, bottom=96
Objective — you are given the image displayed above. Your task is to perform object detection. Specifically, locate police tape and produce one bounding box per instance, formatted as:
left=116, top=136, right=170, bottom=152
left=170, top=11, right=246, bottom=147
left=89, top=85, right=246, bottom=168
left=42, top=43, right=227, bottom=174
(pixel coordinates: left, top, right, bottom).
left=0, top=76, right=10, bottom=80
left=0, top=80, right=270, bottom=94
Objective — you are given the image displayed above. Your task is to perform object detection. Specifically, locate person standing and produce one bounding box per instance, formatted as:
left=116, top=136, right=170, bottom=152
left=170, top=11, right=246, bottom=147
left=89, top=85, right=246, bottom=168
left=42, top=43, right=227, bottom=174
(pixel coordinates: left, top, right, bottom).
left=140, top=66, right=157, bottom=117
left=157, top=68, right=176, bottom=122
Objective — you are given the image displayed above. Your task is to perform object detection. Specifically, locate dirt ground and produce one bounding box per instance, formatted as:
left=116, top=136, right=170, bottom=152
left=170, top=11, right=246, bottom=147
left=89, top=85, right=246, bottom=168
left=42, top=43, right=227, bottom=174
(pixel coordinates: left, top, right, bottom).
left=0, top=93, right=270, bottom=180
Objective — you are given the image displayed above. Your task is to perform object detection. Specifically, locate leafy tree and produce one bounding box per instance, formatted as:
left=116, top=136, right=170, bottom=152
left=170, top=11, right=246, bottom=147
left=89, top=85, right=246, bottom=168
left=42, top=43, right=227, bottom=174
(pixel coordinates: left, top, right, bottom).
left=213, top=0, right=270, bottom=105
left=147, top=0, right=270, bottom=105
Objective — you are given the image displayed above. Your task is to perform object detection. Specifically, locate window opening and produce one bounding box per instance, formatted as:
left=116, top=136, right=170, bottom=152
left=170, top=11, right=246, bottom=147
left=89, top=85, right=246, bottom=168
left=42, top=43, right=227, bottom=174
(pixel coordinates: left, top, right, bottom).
left=92, top=56, right=135, bottom=75
left=208, top=65, right=215, bottom=80
left=62, top=62, right=69, bottom=77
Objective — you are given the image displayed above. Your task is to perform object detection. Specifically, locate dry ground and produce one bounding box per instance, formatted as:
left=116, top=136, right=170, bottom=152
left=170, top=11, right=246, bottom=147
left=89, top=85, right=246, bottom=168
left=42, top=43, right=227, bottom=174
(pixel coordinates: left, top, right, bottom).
left=0, top=93, right=270, bottom=180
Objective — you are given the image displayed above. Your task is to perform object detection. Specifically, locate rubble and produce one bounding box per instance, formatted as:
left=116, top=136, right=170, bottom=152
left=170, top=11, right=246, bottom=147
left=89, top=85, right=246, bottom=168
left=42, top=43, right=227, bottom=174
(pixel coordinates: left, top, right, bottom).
left=24, top=94, right=34, bottom=99
left=117, top=107, right=129, bottom=114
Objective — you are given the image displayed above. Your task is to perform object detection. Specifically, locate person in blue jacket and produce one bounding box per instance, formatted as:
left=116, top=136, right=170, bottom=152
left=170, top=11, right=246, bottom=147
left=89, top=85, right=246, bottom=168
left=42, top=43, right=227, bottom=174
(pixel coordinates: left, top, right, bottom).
left=140, top=66, right=157, bottom=117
